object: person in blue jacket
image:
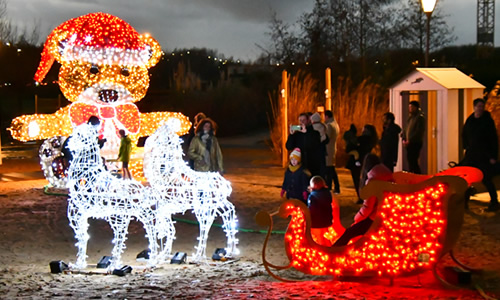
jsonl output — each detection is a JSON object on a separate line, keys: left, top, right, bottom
{"left": 281, "top": 148, "right": 310, "bottom": 204}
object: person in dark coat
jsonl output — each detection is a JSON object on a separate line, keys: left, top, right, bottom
{"left": 345, "top": 124, "right": 378, "bottom": 204}
{"left": 462, "top": 98, "right": 499, "bottom": 211}
{"left": 380, "top": 112, "right": 402, "bottom": 172}
{"left": 281, "top": 148, "right": 310, "bottom": 203}
{"left": 286, "top": 113, "right": 322, "bottom": 176}
{"left": 402, "top": 101, "right": 425, "bottom": 174}
{"left": 343, "top": 124, "right": 358, "bottom": 168}
{"left": 344, "top": 124, "right": 359, "bottom": 198}
{"left": 62, "top": 115, "right": 105, "bottom": 168}
{"left": 310, "top": 112, "right": 330, "bottom": 180}
{"left": 307, "top": 176, "right": 333, "bottom": 246}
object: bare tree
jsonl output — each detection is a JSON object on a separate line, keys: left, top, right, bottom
{"left": 0, "top": 0, "right": 14, "bottom": 43}
{"left": 0, "top": 0, "right": 42, "bottom": 46}
{"left": 265, "top": 11, "right": 302, "bottom": 65}
{"left": 391, "top": 0, "right": 456, "bottom": 53}
{"left": 17, "top": 19, "right": 41, "bottom": 46}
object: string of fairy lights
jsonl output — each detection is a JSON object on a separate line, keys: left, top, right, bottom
{"left": 143, "top": 119, "right": 238, "bottom": 261}
{"left": 66, "top": 120, "right": 237, "bottom": 269}
{"left": 8, "top": 12, "right": 191, "bottom": 186}
{"left": 283, "top": 183, "right": 449, "bottom": 276}
{"left": 15, "top": 13, "right": 238, "bottom": 267}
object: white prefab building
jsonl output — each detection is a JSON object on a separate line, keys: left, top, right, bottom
{"left": 389, "top": 68, "right": 485, "bottom": 174}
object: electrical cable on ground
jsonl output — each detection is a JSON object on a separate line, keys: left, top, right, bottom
{"left": 43, "top": 185, "right": 285, "bottom": 234}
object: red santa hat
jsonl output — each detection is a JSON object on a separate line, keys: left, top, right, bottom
{"left": 34, "top": 12, "right": 162, "bottom": 82}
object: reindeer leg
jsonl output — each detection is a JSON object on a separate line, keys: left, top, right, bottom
{"left": 139, "top": 216, "right": 159, "bottom": 267}
{"left": 137, "top": 207, "right": 174, "bottom": 266}
{"left": 67, "top": 200, "right": 89, "bottom": 269}
{"left": 107, "top": 215, "right": 131, "bottom": 270}
{"left": 218, "top": 200, "right": 239, "bottom": 257}
{"left": 193, "top": 207, "right": 215, "bottom": 261}
{"left": 156, "top": 214, "right": 176, "bottom": 264}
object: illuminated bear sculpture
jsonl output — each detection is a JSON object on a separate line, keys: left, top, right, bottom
{"left": 8, "top": 12, "right": 190, "bottom": 187}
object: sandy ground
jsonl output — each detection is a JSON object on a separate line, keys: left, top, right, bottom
{"left": 0, "top": 134, "right": 499, "bottom": 299}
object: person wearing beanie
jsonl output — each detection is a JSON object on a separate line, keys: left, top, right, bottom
{"left": 286, "top": 112, "right": 322, "bottom": 176}
{"left": 310, "top": 112, "right": 329, "bottom": 186}
{"left": 281, "top": 148, "right": 310, "bottom": 204}
{"left": 307, "top": 176, "right": 335, "bottom": 246}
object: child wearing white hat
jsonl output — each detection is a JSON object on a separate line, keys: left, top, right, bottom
{"left": 281, "top": 148, "right": 310, "bottom": 203}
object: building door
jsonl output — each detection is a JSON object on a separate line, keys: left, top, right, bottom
{"left": 401, "top": 91, "right": 436, "bottom": 174}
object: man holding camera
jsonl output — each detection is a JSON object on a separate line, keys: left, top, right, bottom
{"left": 286, "top": 112, "right": 322, "bottom": 177}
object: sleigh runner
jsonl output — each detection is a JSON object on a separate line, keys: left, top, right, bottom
{"left": 256, "top": 167, "right": 482, "bottom": 283}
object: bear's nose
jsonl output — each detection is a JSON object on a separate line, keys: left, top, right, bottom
{"left": 98, "top": 89, "right": 119, "bottom": 103}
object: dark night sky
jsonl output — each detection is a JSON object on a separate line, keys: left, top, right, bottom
{"left": 7, "top": 0, "right": 495, "bottom": 61}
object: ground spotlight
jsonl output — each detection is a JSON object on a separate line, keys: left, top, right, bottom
{"left": 112, "top": 265, "right": 132, "bottom": 276}
{"left": 49, "top": 260, "right": 68, "bottom": 273}
{"left": 136, "top": 249, "right": 150, "bottom": 261}
{"left": 170, "top": 252, "right": 187, "bottom": 264}
{"left": 97, "top": 256, "right": 112, "bottom": 268}
{"left": 212, "top": 248, "right": 227, "bottom": 261}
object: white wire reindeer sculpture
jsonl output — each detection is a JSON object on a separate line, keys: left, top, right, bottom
{"left": 144, "top": 119, "right": 239, "bottom": 261}
{"left": 66, "top": 123, "right": 176, "bottom": 270}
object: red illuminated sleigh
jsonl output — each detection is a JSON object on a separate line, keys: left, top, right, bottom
{"left": 255, "top": 167, "right": 483, "bottom": 283}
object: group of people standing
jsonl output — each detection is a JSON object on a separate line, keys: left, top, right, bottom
{"left": 281, "top": 97, "right": 499, "bottom": 246}
{"left": 282, "top": 110, "right": 341, "bottom": 200}
{"left": 280, "top": 109, "right": 398, "bottom": 246}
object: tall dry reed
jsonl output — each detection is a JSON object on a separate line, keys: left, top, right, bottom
{"left": 332, "top": 77, "right": 388, "bottom": 165}
{"left": 268, "top": 70, "right": 321, "bottom": 160}
{"left": 269, "top": 71, "right": 388, "bottom": 167}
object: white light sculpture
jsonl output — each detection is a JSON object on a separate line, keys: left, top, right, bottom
{"left": 144, "top": 119, "right": 239, "bottom": 260}
{"left": 66, "top": 123, "right": 176, "bottom": 269}
{"left": 39, "top": 136, "right": 68, "bottom": 188}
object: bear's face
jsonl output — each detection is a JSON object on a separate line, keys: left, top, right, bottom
{"left": 58, "top": 61, "right": 150, "bottom": 104}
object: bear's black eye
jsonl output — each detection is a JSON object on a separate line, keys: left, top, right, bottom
{"left": 121, "top": 68, "right": 130, "bottom": 77}
{"left": 90, "top": 65, "right": 99, "bottom": 75}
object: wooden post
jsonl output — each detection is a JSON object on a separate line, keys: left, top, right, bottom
{"left": 325, "top": 68, "right": 332, "bottom": 111}
{"left": 281, "top": 70, "right": 288, "bottom": 168}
